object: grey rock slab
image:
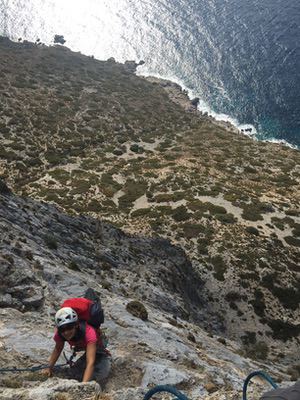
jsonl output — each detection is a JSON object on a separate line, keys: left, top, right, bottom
{"left": 141, "top": 361, "right": 190, "bottom": 387}
{"left": 0, "top": 378, "right": 101, "bottom": 400}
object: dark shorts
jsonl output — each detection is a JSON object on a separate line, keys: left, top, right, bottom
{"left": 57, "top": 351, "right": 111, "bottom": 386}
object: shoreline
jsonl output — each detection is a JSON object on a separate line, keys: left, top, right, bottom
{"left": 2, "top": 35, "right": 298, "bottom": 150}
{"left": 142, "top": 74, "right": 299, "bottom": 151}
{"left": 144, "top": 76, "right": 241, "bottom": 136}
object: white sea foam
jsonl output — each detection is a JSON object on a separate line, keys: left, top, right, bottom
{"left": 137, "top": 67, "right": 300, "bottom": 150}
{"left": 262, "top": 138, "right": 298, "bottom": 150}
{"left": 137, "top": 68, "right": 258, "bottom": 138}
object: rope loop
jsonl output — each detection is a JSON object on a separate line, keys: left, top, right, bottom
{"left": 143, "top": 385, "right": 190, "bottom": 400}
{"left": 243, "top": 370, "right": 278, "bottom": 400}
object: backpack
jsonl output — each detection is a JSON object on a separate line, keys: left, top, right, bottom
{"left": 260, "top": 381, "right": 300, "bottom": 400}
{"left": 61, "top": 297, "right": 104, "bottom": 329}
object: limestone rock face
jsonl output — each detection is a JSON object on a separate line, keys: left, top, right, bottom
{"left": 0, "top": 378, "right": 100, "bottom": 400}
{"left": 0, "top": 192, "right": 294, "bottom": 399}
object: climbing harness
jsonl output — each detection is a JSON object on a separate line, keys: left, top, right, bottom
{"left": 63, "top": 349, "right": 77, "bottom": 368}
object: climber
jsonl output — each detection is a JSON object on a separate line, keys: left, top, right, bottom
{"left": 42, "top": 290, "right": 110, "bottom": 384}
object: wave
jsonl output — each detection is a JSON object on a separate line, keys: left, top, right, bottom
{"left": 262, "top": 138, "right": 299, "bottom": 150}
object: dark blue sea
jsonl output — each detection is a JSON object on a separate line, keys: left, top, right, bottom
{"left": 1, "top": 0, "right": 300, "bottom": 147}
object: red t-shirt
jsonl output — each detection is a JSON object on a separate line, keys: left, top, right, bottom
{"left": 54, "top": 323, "right": 101, "bottom": 351}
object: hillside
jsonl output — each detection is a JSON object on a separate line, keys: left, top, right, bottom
{"left": 0, "top": 187, "right": 294, "bottom": 399}
{"left": 0, "top": 36, "right": 299, "bottom": 398}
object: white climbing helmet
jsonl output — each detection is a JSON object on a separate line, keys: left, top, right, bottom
{"left": 55, "top": 307, "right": 78, "bottom": 328}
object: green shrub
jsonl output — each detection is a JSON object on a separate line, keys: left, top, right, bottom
{"left": 211, "top": 256, "right": 227, "bottom": 281}
{"left": 69, "top": 180, "right": 91, "bottom": 195}
{"left": 45, "top": 151, "right": 62, "bottom": 165}
{"left": 241, "top": 331, "right": 256, "bottom": 346}
{"left": 68, "top": 260, "right": 80, "bottom": 271}
{"left": 197, "top": 238, "right": 209, "bottom": 255}
{"left": 243, "top": 341, "right": 269, "bottom": 360}
{"left": 267, "top": 319, "right": 300, "bottom": 341}
{"left": 119, "top": 179, "right": 148, "bottom": 209}
{"left": 205, "top": 203, "right": 227, "bottom": 215}
{"left": 44, "top": 234, "right": 58, "bottom": 250}
{"left": 245, "top": 226, "right": 259, "bottom": 236}
{"left": 171, "top": 205, "right": 190, "bottom": 222}
{"left": 225, "top": 291, "right": 242, "bottom": 303}
{"left": 131, "top": 208, "right": 151, "bottom": 218}
{"left": 271, "top": 217, "right": 285, "bottom": 230}
{"left": 130, "top": 143, "right": 144, "bottom": 153}
{"left": 154, "top": 192, "right": 185, "bottom": 203}
{"left": 113, "top": 149, "right": 124, "bottom": 156}
{"left": 216, "top": 213, "right": 236, "bottom": 224}
{"left": 50, "top": 169, "right": 70, "bottom": 184}
{"left": 181, "top": 223, "right": 206, "bottom": 238}
{"left": 271, "top": 286, "right": 300, "bottom": 310}
{"left": 126, "top": 300, "right": 148, "bottom": 321}
{"left": 292, "top": 224, "right": 300, "bottom": 237}
{"left": 87, "top": 199, "right": 103, "bottom": 212}
{"left": 0, "top": 179, "right": 11, "bottom": 194}
{"left": 251, "top": 289, "right": 265, "bottom": 317}
{"left": 286, "top": 209, "right": 299, "bottom": 217}
{"left": 242, "top": 204, "right": 263, "bottom": 221}
{"left": 244, "top": 166, "right": 257, "bottom": 173}
{"left": 284, "top": 236, "right": 300, "bottom": 247}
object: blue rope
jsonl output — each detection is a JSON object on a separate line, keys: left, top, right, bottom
{"left": 243, "top": 370, "right": 278, "bottom": 400}
{"left": 143, "top": 385, "right": 190, "bottom": 400}
{"left": 0, "top": 362, "right": 69, "bottom": 374}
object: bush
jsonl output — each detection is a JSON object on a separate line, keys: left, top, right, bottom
{"left": 130, "top": 143, "right": 143, "bottom": 153}
{"left": 243, "top": 341, "right": 269, "bottom": 361}
{"left": 242, "top": 204, "right": 263, "bottom": 221}
{"left": 154, "top": 192, "right": 185, "bottom": 203}
{"left": 113, "top": 149, "right": 124, "bottom": 156}
{"left": 245, "top": 226, "right": 260, "bottom": 236}
{"left": 197, "top": 238, "right": 209, "bottom": 255}
{"left": 267, "top": 319, "right": 300, "bottom": 341}
{"left": 216, "top": 213, "right": 236, "bottom": 224}
{"left": 68, "top": 260, "right": 80, "bottom": 271}
{"left": 0, "top": 179, "right": 11, "bottom": 195}
{"left": 211, "top": 256, "right": 227, "bottom": 281}
{"left": 131, "top": 208, "right": 151, "bottom": 218}
{"left": 69, "top": 180, "right": 91, "bottom": 195}
{"left": 126, "top": 300, "right": 148, "bottom": 321}
{"left": 87, "top": 199, "right": 103, "bottom": 212}
{"left": 271, "top": 286, "right": 300, "bottom": 310}
{"left": 171, "top": 205, "right": 190, "bottom": 222}
{"left": 182, "top": 223, "right": 206, "bottom": 238}
{"left": 241, "top": 331, "right": 256, "bottom": 346}
{"left": 286, "top": 209, "right": 299, "bottom": 217}
{"left": 251, "top": 289, "right": 265, "bottom": 317}
{"left": 225, "top": 291, "right": 242, "bottom": 303}
{"left": 284, "top": 236, "right": 300, "bottom": 247}
{"left": 44, "top": 234, "right": 58, "bottom": 250}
